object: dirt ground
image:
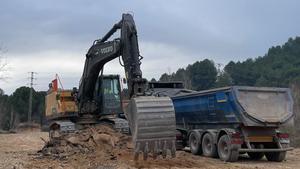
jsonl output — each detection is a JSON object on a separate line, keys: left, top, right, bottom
{"left": 0, "top": 131, "right": 300, "bottom": 169}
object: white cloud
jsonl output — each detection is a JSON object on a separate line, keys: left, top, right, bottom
{"left": 140, "top": 41, "right": 200, "bottom": 79}
{"left": 1, "top": 50, "right": 85, "bottom": 94}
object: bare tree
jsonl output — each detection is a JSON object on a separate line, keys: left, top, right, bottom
{"left": 0, "top": 46, "right": 8, "bottom": 81}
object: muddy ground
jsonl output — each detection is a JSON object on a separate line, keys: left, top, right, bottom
{"left": 0, "top": 131, "right": 300, "bottom": 169}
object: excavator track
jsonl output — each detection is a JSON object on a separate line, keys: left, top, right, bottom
{"left": 127, "top": 96, "right": 177, "bottom": 160}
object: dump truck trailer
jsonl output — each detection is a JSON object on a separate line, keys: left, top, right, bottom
{"left": 172, "top": 86, "right": 294, "bottom": 162}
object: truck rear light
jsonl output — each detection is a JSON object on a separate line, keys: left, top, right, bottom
{"left": 231, "top": 132, "right": 241, "bottom": 138}
{"left": 277, "top": 133, "right": 289, "bottom": 139}
{"left": 231, "top": 132, "right": 243, "bottom": 144}
{"left": 231, "top": 139, "right": 243, "bottom": 144}
{"left": 277, "top": 133, "right": 290, "bottom": 144}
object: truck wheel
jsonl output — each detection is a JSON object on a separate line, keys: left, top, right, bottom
{"left": 217, "top": 135, "right": 239, "bottom": 162}
{"left": 202, "top": 133, "right": 217, "bottom": 157}
{"left": 189, "top": 131, "right": 202, "bottom": 155}
{"left": 265, "top": 144, "right": 288, "bottom": 162}
{"left": 247, "top": 152, "right": 264, "bottom": 160}
{"left": 265, "top": 152, "right": 286, "bottom": 162}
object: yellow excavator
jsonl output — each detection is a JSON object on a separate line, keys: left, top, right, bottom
{"left": 44, "top": 13, "right": 177, "bottom": 160}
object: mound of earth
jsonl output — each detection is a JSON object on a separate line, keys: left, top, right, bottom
{"left": 39, "top": 124, "right": 132, "bottom": 160}
{"left": 34, "top": 124, "right": 205, "bottom": 169}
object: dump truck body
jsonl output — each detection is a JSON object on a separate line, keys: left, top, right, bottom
{"left": 146, "top": 85, "right": 294, "bottom": 162}
{"left": 173, "top": 86, "right": 294, "bottom": 128}
{"left": 172, "top": 86, "right": 294, "bottom": 162}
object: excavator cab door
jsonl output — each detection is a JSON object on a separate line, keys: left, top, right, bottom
{"left": 94, "top": 75, "right": 123, "bottom": 117}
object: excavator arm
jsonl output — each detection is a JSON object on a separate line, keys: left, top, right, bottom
{"left": 77, "top": 40, "right": 121, "bottom": 115}
{"left": 77, "top": 14, "right": 146, "bottom": 116}
{"left": 76, "top": 13, "right": 176, "bottom": 160}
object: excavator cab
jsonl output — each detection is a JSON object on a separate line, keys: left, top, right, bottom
{"left": 94, "top": 74, "right": 123, "bottom": 117}
{"left": 93, "top": 74, "right": 129, "bottom": 133}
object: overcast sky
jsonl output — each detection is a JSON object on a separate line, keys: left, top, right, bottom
{"left": 0, "top": 0, "right": 300, "bottom": 94}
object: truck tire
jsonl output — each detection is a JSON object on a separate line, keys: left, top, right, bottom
{"left": 202, "top": 133, "right": 217, "bottom": 157}
{"left": 265, "top": 143, "right": 288, "bottom": 162}
{"left": 265, "top": 151, "right": 286, "bottom": 162}
{"left": 247, "top": 152, "right": 264, "bottom": 160}
{"left": 217, "top": 135, "right": 239, "bottom": 162}
{"left": 189, "top": 131, "right": 202, "bottom": 155}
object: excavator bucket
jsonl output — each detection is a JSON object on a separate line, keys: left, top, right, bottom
{"left": 127, "top": 96, "right": 177, "bottom": 160}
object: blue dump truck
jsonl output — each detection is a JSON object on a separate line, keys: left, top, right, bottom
{"left": 148, "top": 83, "right": 294, "bottom": 162}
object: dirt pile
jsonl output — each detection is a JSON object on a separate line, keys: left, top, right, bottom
{"left": 40, "top": 124, "right": 132, "bottom": 160}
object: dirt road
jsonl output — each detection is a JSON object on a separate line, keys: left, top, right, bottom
{"left": 0, "top": 132, "right": 48, "bottom": 169}
{"left": 0, "top": 132, "right": 299, "bottom": 169}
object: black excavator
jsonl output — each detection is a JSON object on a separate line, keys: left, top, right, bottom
{"left": 53, "top": 13, "right": 177, "bottom": 160}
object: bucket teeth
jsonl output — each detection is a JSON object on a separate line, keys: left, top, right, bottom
{"left": 153, "top": 141, "right": 158, "bottom": 159}
{"left": 171, "top": 140, "right": 176, "bottom": 158}
{"left": 134, "top": 142, "right": 140, "bottom": 161}
{"left": 162, "top": 140, "right": 167, "bottom": 158}
{"left": 127, "top": 96, "right": 177, "bottom": 160}
{"left": 143, "top": 142, "right": 149, "bottom": 160}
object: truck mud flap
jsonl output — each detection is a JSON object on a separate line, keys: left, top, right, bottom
{"left": 127, "top": 96, "right": 176, "bottom": 160}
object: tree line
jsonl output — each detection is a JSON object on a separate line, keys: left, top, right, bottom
{"left": 0, "top": 87, "right": 45, "bottom": 130}
{"left": 157, "top": 37, "right": 300, "bottom": 90}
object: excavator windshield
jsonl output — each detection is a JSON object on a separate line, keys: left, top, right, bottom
{"left": 102, "top": 78, "right": 121, "bottom": 109}
{"left": 93, "top": 75, "right": 122, "bottom": 116}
